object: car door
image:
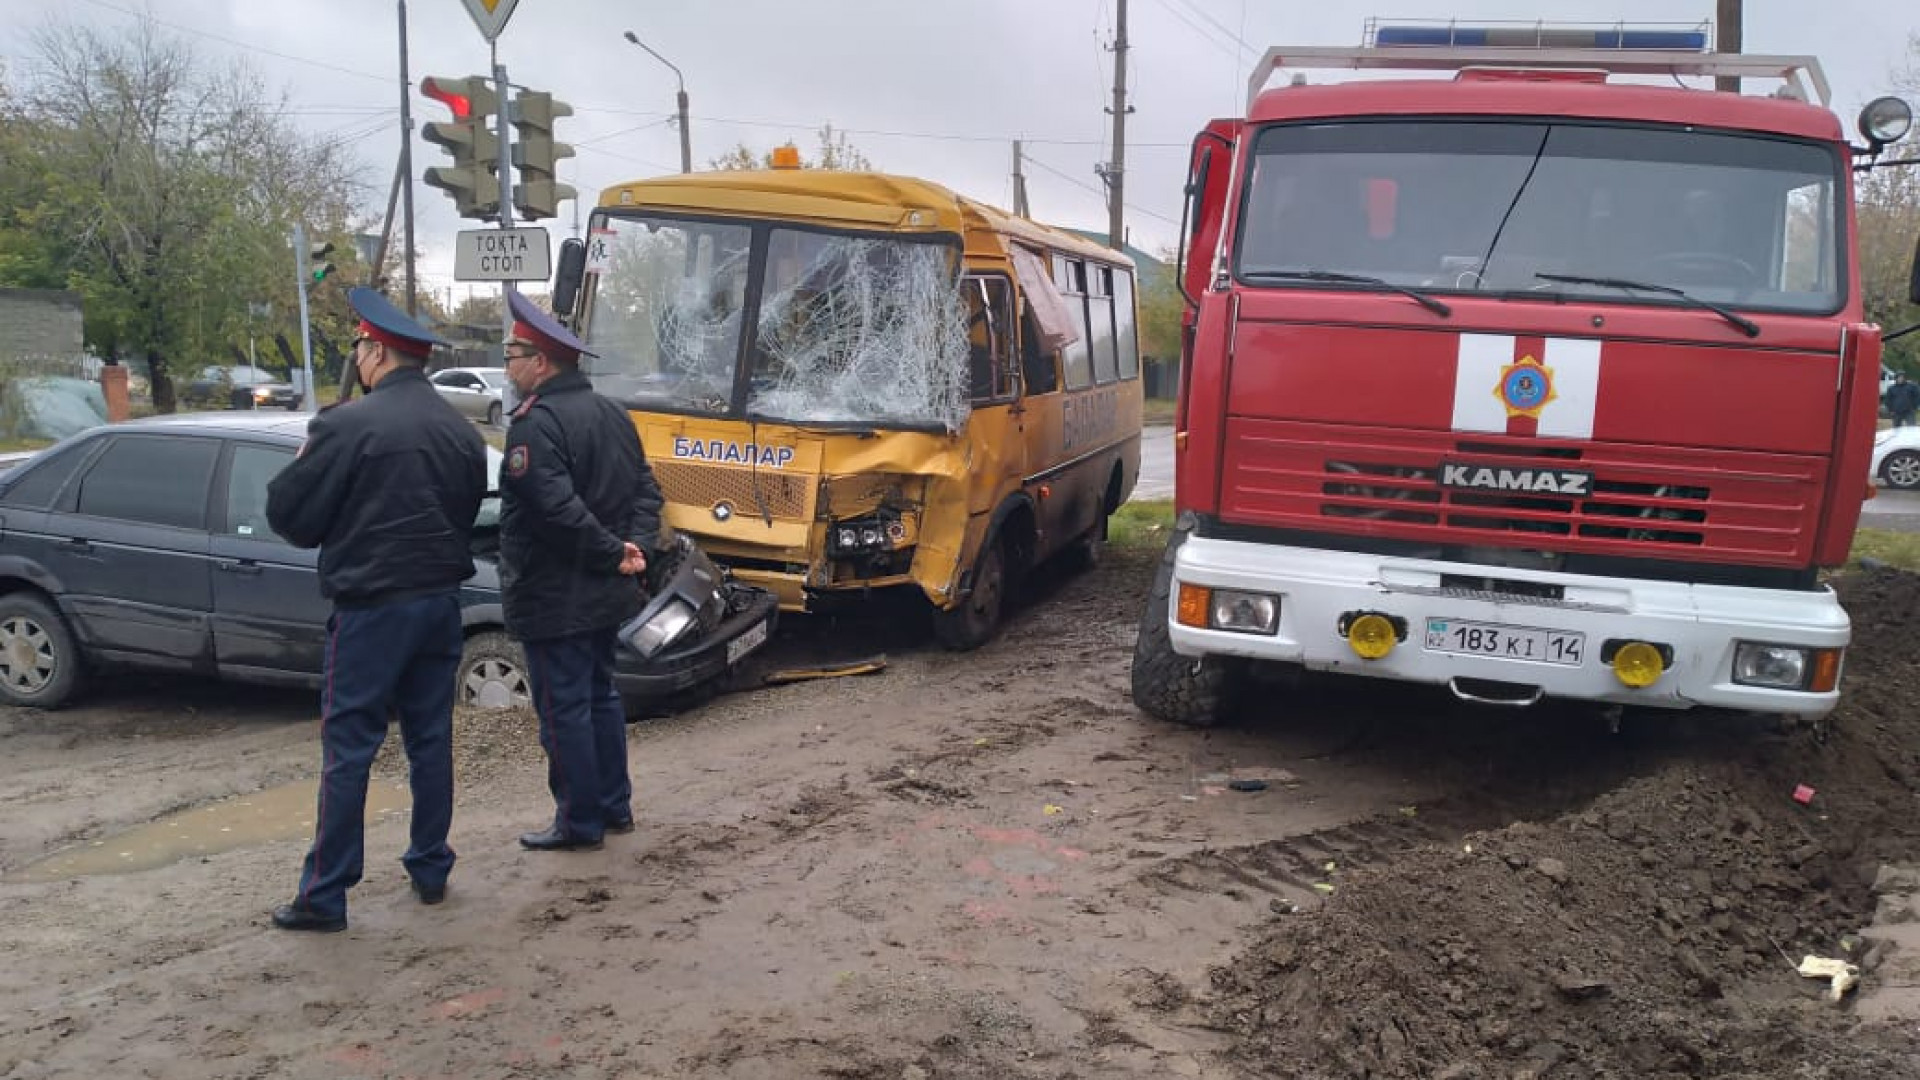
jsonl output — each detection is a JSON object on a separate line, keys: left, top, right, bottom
{"left": 208, "top": 439, "right": 330, "bottom": 684}
{"left": 432, "top": 370, "right": 484, "bottom": 419}
{"left": 42, "top": 433, "right": 218, "bottom": 672}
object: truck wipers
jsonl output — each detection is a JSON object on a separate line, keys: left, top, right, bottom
{"left": 1534, "top": 272, "right": 1759, "bottom": 338}
{"left": 1242, "top": 269, "right": 1452, "bottom": 318}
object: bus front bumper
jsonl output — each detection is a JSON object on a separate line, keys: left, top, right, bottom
{"left": 1166, "top": 537, "right": 1848, "bottom": 716}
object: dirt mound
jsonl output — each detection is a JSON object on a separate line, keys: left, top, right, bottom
{"left": 1206, "top": 568, "right": 1920, "bottom": 1079}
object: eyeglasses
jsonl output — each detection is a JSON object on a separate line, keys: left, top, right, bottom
{"left": 504, "top": 345, "right": 540, "bottom": 363}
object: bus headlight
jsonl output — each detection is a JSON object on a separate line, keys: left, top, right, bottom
{"left": 827, "top": 511, "right": 906, "bottom": 556}
{"left": 1733, "top": 644, "right": 1842, "bottom": 692}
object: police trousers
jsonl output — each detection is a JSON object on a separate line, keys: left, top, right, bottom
{"left": 296, "top": 592, "right": 462, "bottom": 919}
{"left": 524, "top": 627, "right": 632, "bottom": 843}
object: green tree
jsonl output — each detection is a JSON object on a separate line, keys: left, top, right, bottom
{"left": 708, "top": 124, "right": 875, "bottom": 172}
{"left": 3, "top": 19, "right": 364, "bottom": 409}
{"left": 1865, "top": 38, "right": 1920, "bottom": 370}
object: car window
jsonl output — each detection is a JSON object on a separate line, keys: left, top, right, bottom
{"left": 432, "top": 371, "right": 463, "bottom": 387}
{"left": 200, "top": 366, "right": 225, "bottom": 380}
{"left": 224, "top": 444, "right": 296, "bottom": 539}
{"left": 74, "top": 435, "right": 219, "bottom": 530}
{"left": 0, "top": 440, "right": 97, "bottom": 510}
{"left": 477, "top": 370, "right": 507, "bottom": 390}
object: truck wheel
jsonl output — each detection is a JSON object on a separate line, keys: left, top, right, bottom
{"left": 458, "top": 631, "right": 530, "bottom": 710}
{"left": 933, "top": 533, "right": 1008, "bottom": 651}
{"left": 1129, "top": 535, "right": 1237, "bottom": 727}
{"left": 0, "top": 592, "right": 82, "bottom": 709}
{"left": 1885, "top": 450, "right": 1920, "bottom": 490}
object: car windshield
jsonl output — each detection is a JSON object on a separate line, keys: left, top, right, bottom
{"left": 227, "top": 367, "right": 276, "bottom": 387}
{"left": 1236, "top": 120, "right": 1844, "bottom": 314}
{"left": 580, "top": 212, "right": 969, "bottom": 430}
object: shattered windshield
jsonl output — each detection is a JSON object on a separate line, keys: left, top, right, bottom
{"left": 747, "top": 229, "right": 966, "bottom": 429}
{"left": 580, "top": 213, "right": 968, "bottom": 429}
{"left": 580, "top": 215, "right": 752, "bottom": 413}
{"left": 1236, "top": 121, "right": 1844, "bottom": 315}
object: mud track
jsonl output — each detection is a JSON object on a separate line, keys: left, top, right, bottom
{"left": 1, "top": 552, "right": 1917, "bottom": 1078}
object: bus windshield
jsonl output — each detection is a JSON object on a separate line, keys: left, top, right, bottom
{"left": 1235, "top": 120, "right": 1844, "bottom": 315}
{"left": 580, "top": 212, "right": 969, "bottom": 429}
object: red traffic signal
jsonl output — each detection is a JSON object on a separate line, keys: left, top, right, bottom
{"left": 422, "top": 75, "right": 496, "bottom": 120}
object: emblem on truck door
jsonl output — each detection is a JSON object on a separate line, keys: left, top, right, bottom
{"left": 1438, "top": 462, "right": 1593, "bottom": 496}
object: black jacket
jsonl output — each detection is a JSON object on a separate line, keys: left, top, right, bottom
{"left": 266, "top": 367, "right": 489, "bottom": 607}
{"left": 1890, "top": 379, "right": 1920, "bottom": 417}
{"left": 498, "top": 369, "right": 664, "bottom": 641}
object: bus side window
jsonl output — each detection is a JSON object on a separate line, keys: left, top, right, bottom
{"left": 965, "top": 276, "right": 1017, "bottom": 403}
{"left": 1020, "top": 300, "right": 1059, "bottom": 395}
{"left": 1058, "top": 258, "right": 1094, "bottom": 391}
{"left": 1113, "top": 268, "right": 1139, "bottom": 380}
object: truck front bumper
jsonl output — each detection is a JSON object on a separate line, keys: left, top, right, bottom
{"left": 1167, "top": 537, "right": 1848, "bottom": 715}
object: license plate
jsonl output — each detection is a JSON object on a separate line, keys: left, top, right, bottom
{"left": 1424, "top": 617, "right": 1584, "bottom": 666}
{"left": 727, "top": 618, "right": 770, "bottom": 665}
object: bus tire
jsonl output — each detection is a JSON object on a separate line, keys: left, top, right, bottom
{"left": 934, "top": 532, "right": 1008, "bottom": 651}
{"left": 1129, "top": 535, "right": 1236, "bottom": 727}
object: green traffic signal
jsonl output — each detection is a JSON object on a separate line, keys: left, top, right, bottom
{"left": 309, "top": 242, "right": 336, "bottom": 285}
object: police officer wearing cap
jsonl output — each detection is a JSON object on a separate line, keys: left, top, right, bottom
{"left": 498, "top": 290, "right": 663, "bottom": 852}
{"left": 263, "top": 287, "right": 489, "bottom": 932}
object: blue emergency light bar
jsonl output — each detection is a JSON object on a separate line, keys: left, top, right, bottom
{"left": 1372, "top": 24, "right": 1709, "bottom": 52}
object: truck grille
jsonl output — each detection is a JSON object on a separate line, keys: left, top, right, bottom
{"left": 652, "top": 461, "right": 814, "bottom": 521}
{"left": 1222, "top": 421, "right": 1821, "bottom": 565}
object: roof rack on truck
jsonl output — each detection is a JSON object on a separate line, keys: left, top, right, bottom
{"left": 1246, "top": 23, "right": 1829, "bottom": 110}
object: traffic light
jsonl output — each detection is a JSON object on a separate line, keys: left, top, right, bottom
{"left": 510, "top": 89, "right": 577, "bottom": 221}
{"left": 309, "top": 242, "right": 335, "bottom": 285}
{"left": 421, "top": 74, "right": 500, "bottom": 219}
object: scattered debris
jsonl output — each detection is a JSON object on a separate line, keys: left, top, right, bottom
{"left": 1791, "top": 784, "right": 1817, "bottom": 806}
{"left": 1796, "top": 955, "right": 1860, "bottom": 1003}
{"left": 760, "top": 656, "right": 887, "bottom": 686}
{"left": 1228, "top": 778, "right": 1269, "bottom": 793}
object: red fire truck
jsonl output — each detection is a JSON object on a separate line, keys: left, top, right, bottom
{"left": 1131, "top": 26, "right": 1918, "bottom": 725}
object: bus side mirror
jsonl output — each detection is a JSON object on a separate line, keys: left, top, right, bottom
{"left": 553, "top": 237, "right": 587, "bottom": 320}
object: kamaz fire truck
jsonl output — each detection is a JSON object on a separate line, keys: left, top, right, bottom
{"left": 1130, "top": 24, "right": 1918, "bottom": 725}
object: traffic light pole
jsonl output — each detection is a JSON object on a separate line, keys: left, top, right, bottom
{"left": 292, "top": 221, "right": 319, "bottom": 413}
{"left": 494, "top": 53, "right": 516, "bottom": 344}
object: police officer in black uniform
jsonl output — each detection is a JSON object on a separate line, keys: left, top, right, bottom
{"left": 499, "top": 290, "right": 663, "bottom": 852}
{"left": 265, "top": 287, "right": 489, "bottom": 932}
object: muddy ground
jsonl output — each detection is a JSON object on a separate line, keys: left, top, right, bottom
{"left": 2, "top": 549, "right": 1919, "bottom": 1079}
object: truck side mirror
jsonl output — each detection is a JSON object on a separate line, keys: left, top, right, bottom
{"left": 553, "top": 237, "right": 587, "bottom": 321}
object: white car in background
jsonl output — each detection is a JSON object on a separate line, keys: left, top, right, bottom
{"left": 1870, "top": 426, "right": 1920, "bottom": 489}
{"left": 430, "top": 366, "right": 509, "bottom": 426}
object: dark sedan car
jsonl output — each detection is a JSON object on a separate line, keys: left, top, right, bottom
{"left": 0, "top": 414, "right": 776, "bottom": 712}
{"left": 182, "top": 365, "right": 303, "bottom": 411}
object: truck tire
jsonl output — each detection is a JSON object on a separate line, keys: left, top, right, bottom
{"left": 1129, "top": 533, "right": 1237, "bottom": 726}
{"left": 0, "top": 592, "right": 83, "bottom": 709}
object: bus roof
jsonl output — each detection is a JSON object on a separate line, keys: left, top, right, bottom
{"left": 595, "top": 169, "right": 1130, "bottom": 268}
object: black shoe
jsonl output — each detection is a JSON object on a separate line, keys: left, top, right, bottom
{"left": 519, "top": 827, "right": 603, "bottom": 852}
{"left": 410, "top": 879, "right": 446, "bottom": 905}
{"left": 272, "top": 902, "right": 347, "bottom": 933}
{"left": 605, "top": 817, "right": 635, "bottom": 835}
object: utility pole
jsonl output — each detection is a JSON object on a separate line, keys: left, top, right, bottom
{"left": 493, "top": 45, "right": 515, "bottom": 344}
{"left": 676, "top": 85, "right": 692, "bottom": 174}
{"left": 1104, "top": 0, "right": 1131, "bottom": 250}
{"left": 397, "top": 0, "right": 417, "bottom": 313}
{"left": 1714, "top": 0, "right": 1742, "bottom": 94}
{"left": 1012, "top": 140, "right": 1030, "bottom": 218}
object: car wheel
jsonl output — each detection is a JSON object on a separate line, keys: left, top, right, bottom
{"left": 0, "top": 592, "right": 82, "bottom": 709}
{"left": 486, "top": 401, "right": 503, "bottom": 426}
{"left": 1886, "top": 450, "right": 1920, "bottom": 491}
{"left": 458, "top": 631, "right": 530, "bottom": 710}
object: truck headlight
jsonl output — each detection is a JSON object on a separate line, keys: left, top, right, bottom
{"left": 620, "top": 599, "right": 697, "bottom": 658}
{"left": 1210, "top": 589, "right": 1279, "bottom": 634}
{"left": 1733, "top": 643, "right": 1842, "bottom": 692}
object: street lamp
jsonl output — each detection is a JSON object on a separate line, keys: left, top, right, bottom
{"left": 622, "top": 30, "right": 691, "bottom": 174}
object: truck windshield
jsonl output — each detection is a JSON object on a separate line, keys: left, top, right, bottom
{"left": 1236, "top": 120, "right": 1843, "bottom": 315}
{"left": 580, "top": 212, "right": 968, "bottom": 430}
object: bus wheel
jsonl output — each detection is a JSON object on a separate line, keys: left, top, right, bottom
{"left": 1129, "top": 535, "right": 1237, "bottom": 727}
{"left": 934, "top": 534, "right": 1008, "bottom": 651}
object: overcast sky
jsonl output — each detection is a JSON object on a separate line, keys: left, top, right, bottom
{"left": 2, "top": 0, "right": 1913, "bottom": 301}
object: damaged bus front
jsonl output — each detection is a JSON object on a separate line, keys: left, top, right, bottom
{"left": 555, "top": 171, "right": 1142, "bottom": 648}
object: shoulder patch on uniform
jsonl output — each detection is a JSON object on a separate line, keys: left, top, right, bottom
{"left": 506, "top": 445, "right": 529, "bottom": 478}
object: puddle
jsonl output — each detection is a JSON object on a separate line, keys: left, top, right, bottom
{"left": 6, "top": 780, "right": 411, "bottom": 883}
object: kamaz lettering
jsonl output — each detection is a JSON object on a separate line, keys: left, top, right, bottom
{"left": 1439, "top": 463, "right": 1593, "bottom": 496}
{"left": 672, "top": 436, "right": 796, "bottom": 468}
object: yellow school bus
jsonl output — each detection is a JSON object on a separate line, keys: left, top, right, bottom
{"left": 552, "top": 167, "right": 1143, "bottom": 647}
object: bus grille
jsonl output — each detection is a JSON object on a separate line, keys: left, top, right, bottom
{"left": 652, "top": 461, "right": 814, "bottom": 521}
{"left": 1221, "top": 421, "right": 1821, "bottom": 565}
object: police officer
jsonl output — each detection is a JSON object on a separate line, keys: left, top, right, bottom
{"left": 265, "top": 287, "right": 489, "bottom": 932}
{"left": 499, "top": 290, "right": 663, "bottom": 852}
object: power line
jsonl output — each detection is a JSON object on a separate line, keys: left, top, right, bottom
{"left": 1168, "top": 0, "right": 1259, "bottom": 58}
{"left": 1024, "top": 152, "right": 1180, "bottom": 228}
{"left": 71, "top": 0, "right": 392, "bottom": 84}
{"left": 1146, "top": 0, "right": 1247, "bottom": 63}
